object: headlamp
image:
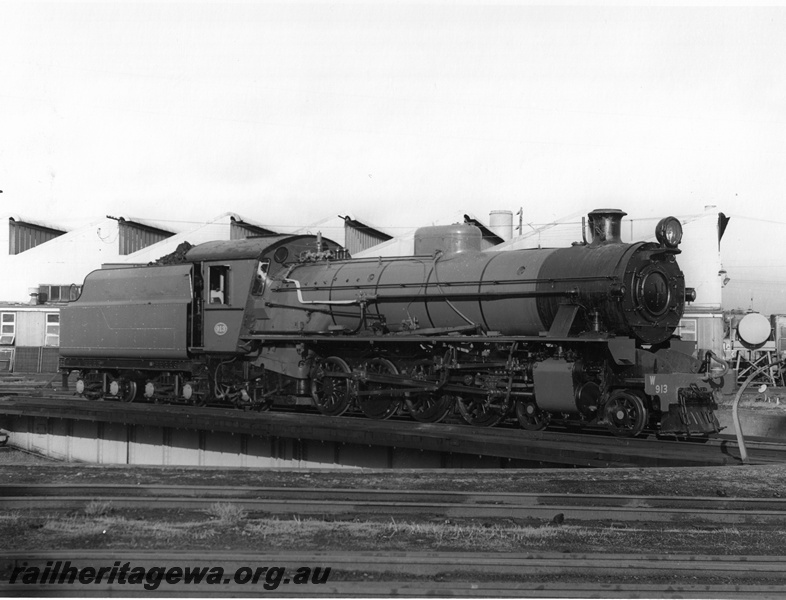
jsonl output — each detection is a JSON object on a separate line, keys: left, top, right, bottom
{"left": 655, "top": 217, "right": 682, "bottom": 248}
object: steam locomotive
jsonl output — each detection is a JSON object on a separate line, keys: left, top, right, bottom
{"left": 59, "top": 208, "right": 724, "bottom": 437}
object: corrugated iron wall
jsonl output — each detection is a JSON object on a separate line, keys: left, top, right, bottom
{"left": 344, "top": 221, "right": 392, "bottom": 255}
{"left": 8, "top": 220, "right": 66, "bottom": 255}
{"left": 118, "top": 220, "right": 173, "bottom": 255}
{"left": 230, "top": 220, "right": 277, "bottom": 240}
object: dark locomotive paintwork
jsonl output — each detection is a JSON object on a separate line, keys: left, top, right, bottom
{"left": 60, "top": 209, "right": 724, "bottom": 437}
{"left": 280, "top": 237, "right": 683, "bottom": 344}
{"left": 60, "top": 265, "right": 193, "bottom": 359}
{"left": 536, "top": 241, "right": 684, "bottom": 344}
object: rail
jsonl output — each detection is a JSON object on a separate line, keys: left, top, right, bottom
{"left": 4, "top": 483, "right": 786, "bottom": 525}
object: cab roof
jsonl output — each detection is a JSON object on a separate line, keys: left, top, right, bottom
{"left": 185, "top": 235, "right": 342, "bottom": 263}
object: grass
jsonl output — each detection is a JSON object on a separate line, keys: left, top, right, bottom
{"left": 205, "top": 502, "right": 247, "bottom": 525}
{"left": 7, "top": 505, "right": 764, "bottom": 553}
{"left": 3, "top": 505, "right": 776, "bottom": 556}
{"left": 0, "top": 511, "right": 21, "bottom": 526}
{"left": 43, "top": 515, "right": 109, "bottom": 536}
{"left": 83, "top": 500, "right": 114, "bottom": 517}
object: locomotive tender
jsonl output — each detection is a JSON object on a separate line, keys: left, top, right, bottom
{"left": 60, "top": 208, "right": 723, "bottom": 437}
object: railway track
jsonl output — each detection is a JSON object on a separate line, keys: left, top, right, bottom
{"left": 3, "top": 483, "right": 786, "bottom": 525}
{"left": 1, "top": 383, "right": 777, "bottom": 446}
{"left": 3, "top": 447, "right": 786, "bottom": 596}
{"left": 3, "top": 392, "right": 786, "bottom": 467}
{"left": 1, "top": 550, "right": 784, "bottom": 597}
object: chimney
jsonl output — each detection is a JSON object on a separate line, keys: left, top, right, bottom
{"left": 587, "top": 209, "right": 626, "bottom": 245}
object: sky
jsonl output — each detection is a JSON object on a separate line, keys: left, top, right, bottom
{"left": 2, "top": 2, "right": 786, "bottom": 309}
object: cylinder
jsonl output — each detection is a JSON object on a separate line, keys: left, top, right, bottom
{"left": 489, "top": 210, "right": 513, "bottom": 241}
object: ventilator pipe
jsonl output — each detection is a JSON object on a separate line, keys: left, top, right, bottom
{"left": 731, "top": 358, "right": 786, "bottom": 465}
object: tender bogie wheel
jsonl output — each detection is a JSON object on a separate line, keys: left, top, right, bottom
{"left": 76, "top": 370, "right": 103, "bottom": 400}
{"left": 312, "top": 356, "right": 353, "bottom": 417}
{"left": 182, "top": 382, "right": 195, "bottom": 403}
{"left": 515, "top": 400, "right": 550, "bottom": 431}
{"left": 358, "top": 358, "right": 402, "bottom": 420}
{"left": 121, "top": 380, "right": 138, "bottom": 403}
{"left": 75, "top": 376, "right": 89, "bottom": 398}
{"left": 457, "top": 395, "right": 512, "bottom": 427}
{"left": 406, "top": 393, "right": 453, "bottom": 423}
{"left": 605, "top": 389, "right": 648, "bottom": 437}
{"left": 182, "top": 380, "right": 209, "bottom": 406}
{"left": 109, "top": 378, "right": 138, "bottom": 403}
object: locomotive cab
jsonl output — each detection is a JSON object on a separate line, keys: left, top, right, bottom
{"left": 197, "top": 259, "right": 254, "bottom": 353}
{"left": 185, "top": 235, "right": 346, "bottom": 354}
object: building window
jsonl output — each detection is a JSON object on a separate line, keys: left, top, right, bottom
{"left": 0, "top": 313, "right": 16, "bottom": 345}
{"left": 45, "top": 313, "right": 60, "bottom": 347}
{"left": 678, "top": 318, "right": 698, "bottom": 342}
{"left": 37, "top": 284, "right": 82, "bottom": 303}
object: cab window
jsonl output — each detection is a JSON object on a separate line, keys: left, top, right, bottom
{"left": 208, "top": 265, "right": 229, "bottom": 305}
{"left": 252, "top": 260, "right": 270, "bottom": 295}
